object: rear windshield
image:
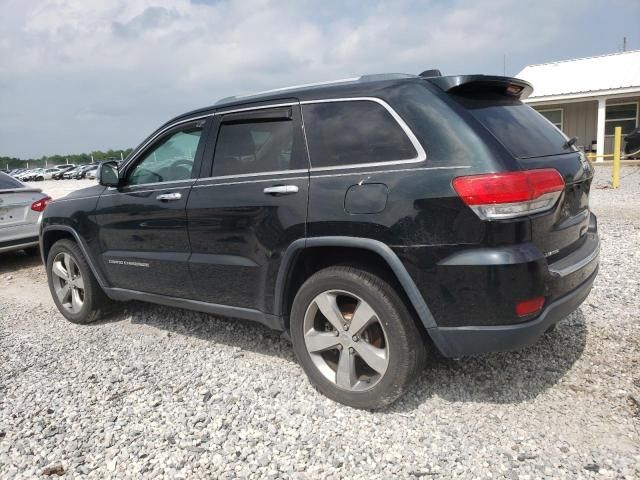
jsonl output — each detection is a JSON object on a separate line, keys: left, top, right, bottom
{"left": 464, "top": 99, "right": 573, "bottom": 158}
{"left": 0, "top": 172, "right": 24, "bottom": 189}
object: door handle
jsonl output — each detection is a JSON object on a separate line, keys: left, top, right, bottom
{"left": 156, "top": 192, "right": 182, "bottom": 201}
{"left": 263, "top": 185, "right": 299, "bottom": 195}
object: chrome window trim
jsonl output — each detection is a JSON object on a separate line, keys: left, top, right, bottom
{"left": 193, "top": 165, "right": 471, "bottom": 188}
{"left": 197, "top": 168, "right": 308, "bottom": 183}
{"left": 300, "top": 97, "right": 427, "bottom": 171}
{"left": 194, "top": 175, "right": 308, "bottom": 188}
{"left": 217, "top": 102, "right": 298, "bottom": 115}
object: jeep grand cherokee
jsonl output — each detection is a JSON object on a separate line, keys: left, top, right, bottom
{"left": 40, "top": 72, "right": 599, "bottom": 408}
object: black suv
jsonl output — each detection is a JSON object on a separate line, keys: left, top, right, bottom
{"left": 40, "top": 73, "right": 599, "bottom": 408}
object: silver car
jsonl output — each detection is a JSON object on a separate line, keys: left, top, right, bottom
{"left": 0, "top": 172, "right": 50, "bottom": 254}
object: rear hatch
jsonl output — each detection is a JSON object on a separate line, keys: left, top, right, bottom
{"left": 467, "top": 97, "right": 594, "bottom": 259}
{"left": 429, "top": 75, "right": 595, "bottom": 265}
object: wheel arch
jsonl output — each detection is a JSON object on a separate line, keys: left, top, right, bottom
{"left": 274, "top": 237, "right": 439, "bottom": 335}
{"left": 40, "top": 225, "right": 108, "bottom": 288}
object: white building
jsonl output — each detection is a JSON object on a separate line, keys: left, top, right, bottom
{"left": 517, "top": 50, "right": 640, "bottom": 160}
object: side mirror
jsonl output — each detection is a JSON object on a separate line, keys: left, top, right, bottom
{"left": 98, "top": 161, "right": 120, "bottom": 187}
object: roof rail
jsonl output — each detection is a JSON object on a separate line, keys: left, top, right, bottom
{"left": 215, "top": 77, "right": 361, "bottom": 104}
{"left": 214, "top": 73, "right": 418, "bottom": 105}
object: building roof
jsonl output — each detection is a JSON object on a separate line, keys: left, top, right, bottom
{"left": 516, "top": 50, "right": 640, "bottom": 102}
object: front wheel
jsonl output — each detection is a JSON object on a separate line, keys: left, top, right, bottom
{"left": 290, "top": 266, "right": 426, "bottom": 409}
{"left": 46, "top": 239, "right": 112, "bottom": 324}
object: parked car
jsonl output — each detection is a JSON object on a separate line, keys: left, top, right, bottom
{"left": 40, "top": 72, "right": 599, "bottom": 408}
{"left": 53, "top": 166, "right": 76, "bottom": 180}
{"left": 32, "top": 168, "right": 62, "bottom": 181}
{"left": 8, "top": 169, "right": 26, "bottom": 177}
{"left": 74, "top": 164, "right": 98, "bottom": 179}
{"left": 624, "top": 128, "right": 640, "bottom": 159}
{"left": 85, "top": 165, "right": 99, "bottom": 180}
{"left": 0, "top": 172, "right": 50, "bottom": 254}
{"left": 63, "top": 166, "right": 85, "bottom": 179}
{"left": 16, "top": 169, "right": 39, "bottom": 182}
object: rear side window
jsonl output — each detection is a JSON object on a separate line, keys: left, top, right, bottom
{"left": 0, "top": 172, "right": 23, "bottom": 189}
{"left": 212, "top": 120, "right": 295, "bottom": 177}
{"left": 302, "top": 100, "right": 417, "bottom": 168}
{"left": 465, "top": 99, "right": 572, "bottom": 158}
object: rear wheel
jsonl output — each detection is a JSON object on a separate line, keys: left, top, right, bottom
{"left": 290, "top": 266, "right": 426, "bottom": 409}
{"left": 46, "top": 239, "right": 112, "bottom": 324}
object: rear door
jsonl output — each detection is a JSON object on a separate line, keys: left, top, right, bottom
{"left": 96, "top": 118, "right": 210, "bottom": 298}
{"left": 187, "top": 102, "right": 309, "bottom": 313}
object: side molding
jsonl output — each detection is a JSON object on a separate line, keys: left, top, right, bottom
{"left": 274, "top": 236, "right": 438, "bottom": 329}
{"left": 41, "top": 225, "right": 109, "bottom": 288}
{"left": 104, "top": 287, "right": 282, "bottom": 331}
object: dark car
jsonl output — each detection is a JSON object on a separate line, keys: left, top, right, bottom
{"left": 624, "top": 128, "right": 640, "bottom": 159}
{"left": 40, "top": 72, "right": 599, "bottom": 408}
{"left": 52, "top": 166, "right": 76, "bottom": 180}
{"left": 72, "top": 164, "right": 97, "bottom": 179}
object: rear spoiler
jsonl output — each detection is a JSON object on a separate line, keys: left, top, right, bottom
{"left": 426, "top": 74, "right": 533, "bottom": 100}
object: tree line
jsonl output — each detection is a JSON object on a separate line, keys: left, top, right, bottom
{"left": 1, "top": 149, "right": 133, "bottom": 170}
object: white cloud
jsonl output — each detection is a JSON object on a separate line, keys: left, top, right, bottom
{"left": 0, "top": 0, "right": 637, "bottom": 157}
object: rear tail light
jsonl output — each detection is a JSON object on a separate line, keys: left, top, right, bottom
{"left": 31, "top": 196, "right": 51, "bottom": 212}
{"left": 452, "top": 169, "right": 564, "bottom": 220}
{"left": 516, "top": 296, "right": 545, "bottom": 317}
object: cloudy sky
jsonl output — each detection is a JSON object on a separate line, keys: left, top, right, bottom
{"left": 1, "top": 0, "right": 638, "bottom": 158}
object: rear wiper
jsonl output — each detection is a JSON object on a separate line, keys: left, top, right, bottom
{"left": 564, "top": 136, "right": 578, "bottom": 149}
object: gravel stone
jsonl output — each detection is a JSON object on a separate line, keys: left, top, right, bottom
{"left": 1, "top": 168, "right": 639, "bottom": 479}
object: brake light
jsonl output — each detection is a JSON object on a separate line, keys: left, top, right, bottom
{"left": 516, "top": 296, "right": 545, "bottom": 317}
{"left": 31, "top": 196, "right": 51, "bottom": 212}
{"left": 452, "top": 169, "right": 564, "bottom": 220}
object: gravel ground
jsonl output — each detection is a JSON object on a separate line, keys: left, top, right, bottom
{"left": 1, "top": 167, "right": 639, "bottom": 479}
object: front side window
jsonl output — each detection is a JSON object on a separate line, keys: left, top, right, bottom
{"left": 605, "top": 103, "right": 638, "bottom": 135}
{"left": 302, "top": 100, "right": 417, "bottom": 168}
{"left": 212, "top": 120, "right": 294, "bottom": 177}
{"left": 127, "top": 127, "right": 203, "bottom": 186}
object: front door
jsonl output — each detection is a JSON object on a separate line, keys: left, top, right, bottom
{"left": 187, "top": 103, "right": 309, "bottom": 313}
{"left": 96, "top": 119, "right": 210, "bottom": 297}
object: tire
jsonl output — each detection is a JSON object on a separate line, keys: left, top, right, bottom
{"left": 290, "top": 266, "right": 427, "bottom": 409}
{"left": 46, "top": 239, "right": 112, "bottom": 324}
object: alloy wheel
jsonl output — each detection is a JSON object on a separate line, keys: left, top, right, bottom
{"left": 303, "top": 290, "right": 389, "bottom": 391}
{"left": 51, "top": 252, "right": 85, "bottom": 314}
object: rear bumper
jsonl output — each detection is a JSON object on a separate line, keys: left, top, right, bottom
{"left": 429, "top": 266, "right": 597, "bottom": 358}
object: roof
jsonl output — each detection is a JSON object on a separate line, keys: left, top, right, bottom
{"left": 516, "top": 50, "right": 640, "bottom": 102}
{"left": 213, "top": 73, "right": 417, "bottom": 107}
